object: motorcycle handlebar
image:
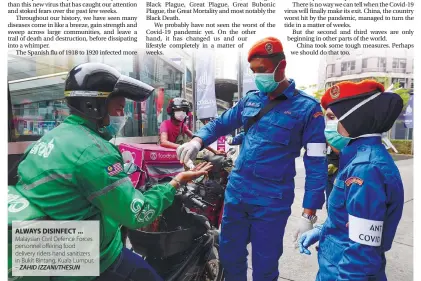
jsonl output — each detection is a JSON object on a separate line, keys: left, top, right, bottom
{"left": 177, "top": 190, "right": 214, "bottom": 210}
{"left": 190, "top": 197, "right": 207, "bottom": 210}
{"left": 194, "top": 155, "right": 233, "bottom": 168}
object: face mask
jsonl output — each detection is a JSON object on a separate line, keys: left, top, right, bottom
{"left": 324, "top": 120, "right": 352, "bottom": 151}
{"left": 106, "top": 115, "right": 127, "bottom": 136}
{"left": 324, "top": 92, "right": 383, "bottom": 151}
{"left": 174, "top": 111, "right": 186, "bottom": 121}
{"left": 253, "top": 61, "right": 286, "bottom": 93}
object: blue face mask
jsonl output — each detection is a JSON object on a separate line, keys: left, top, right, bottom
{"left": 324, "top": 120, "right": 352, "bottom": 151}
{"left": 106, "top": 115, "right": 127, "bottom": 137}
{"left": 253, "top": 61, "right": 286, "bottom": 93}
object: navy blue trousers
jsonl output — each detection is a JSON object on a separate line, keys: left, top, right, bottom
{"left": 219, "top": 189, "right": 293, "bottom": 281}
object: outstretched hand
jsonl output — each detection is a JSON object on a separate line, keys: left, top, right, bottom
{"left": 178, "top": 162, "right": 213, "bottom": 184}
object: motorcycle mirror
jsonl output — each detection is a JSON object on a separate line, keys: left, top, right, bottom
{"left": 124, "top": 163, "right": 143, "bottom": 175}
{"left": 202, "top": 154, "right": 211, "bottom": 162}
{"left": 122, "top": 151, "right": 134, "bottom": 163}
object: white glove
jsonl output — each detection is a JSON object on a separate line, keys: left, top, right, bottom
{"left": 176, "top": 140, "right": 202, "bottom": 164}
{"left": 293, "top": 217, "right": 314, "bottom": 248}
{"left": 227, "top": 137, "right": 233, "bottom": 145}
{"left": 186, "top": 160, "right": 195, "bottom": 170}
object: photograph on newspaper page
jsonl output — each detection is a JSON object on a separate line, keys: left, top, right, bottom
{"left": 5, "top": 0, "right": 416, "bottom": 280}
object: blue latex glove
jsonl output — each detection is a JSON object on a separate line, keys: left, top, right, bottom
{"left": 298, "top": 225, "right": 322, "bottom": 255}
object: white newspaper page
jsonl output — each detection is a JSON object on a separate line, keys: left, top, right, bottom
{"left": 3, "top": 0, "right": 419, "bottom": 280}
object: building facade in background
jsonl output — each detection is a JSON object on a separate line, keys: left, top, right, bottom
{"left": 318, "top": 49, "right": 414, "bottom": 140}
{"left": 8, "top": 49, "right": 241, "bottom": 147}
{"left": 8, "top": 51, "right": 184, "bottom": 144}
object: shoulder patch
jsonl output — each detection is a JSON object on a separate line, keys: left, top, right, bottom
{"left": 106, "top": 162, "right": 123, "bottom": 176}
{"left": 245, "top": 90, "right": 259, "bottom": 96}
{"left": 245, "top": 101, "right": 261, "bottom": 108}
{"left": 345, "top": 177, "right": 364, "bottom": 187}
{"left": 313, "top": 112, "right": 324, "bottom": 118}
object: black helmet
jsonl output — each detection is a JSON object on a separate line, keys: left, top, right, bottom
{"left": 166, "top": 97, "right": 191, "bottom": 115}
{"left": 65, "top": 62, "right": 154, "bottom": 120}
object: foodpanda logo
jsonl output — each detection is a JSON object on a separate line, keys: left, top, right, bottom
{"left": 150, "top": 152, "right": 157, "bottom": 160}
{"left": 158, "top": 153, "right": 176, "bottom": 159}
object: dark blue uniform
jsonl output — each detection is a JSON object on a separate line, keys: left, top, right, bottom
{"left": 194, "top": 79, "right": 327, "bottom": 280}
{"left": 230, "top": 132, "right": 244, "bottom": 145}
{"left": 317, "top": 137, "right": 404, "bottom": 281}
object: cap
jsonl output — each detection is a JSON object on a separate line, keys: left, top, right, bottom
{"left": 321, "top": 79, "right": 385, "bottom": 110}
{"left": 247, "top": 37, "right": 284, "bottom": 62}
{"left": 321, "top": 80, "right": 402, "bottom": 137}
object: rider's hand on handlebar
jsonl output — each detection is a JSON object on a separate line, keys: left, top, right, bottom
{"left": 169, "top": 162, "right": 213, "bottom": 189}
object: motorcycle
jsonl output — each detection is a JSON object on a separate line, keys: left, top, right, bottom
{"left": 120, "top": 143, "right": 235, "bottom": 230}
{"left": 189, "top": 148, "right": 236, "bottom": 229}
{"left": 123, "top": 164, "right": 225, "bottom": 281}
{"left": 7, "top": 162, "right": 224, "bottom": 281}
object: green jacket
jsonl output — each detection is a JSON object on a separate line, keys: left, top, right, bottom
{"left": 13, "top": 115, "right": 176, "bottom": 281}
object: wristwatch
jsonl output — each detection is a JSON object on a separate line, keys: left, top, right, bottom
{"left": 302, "top": 212, "right": 318, "bottom": 224}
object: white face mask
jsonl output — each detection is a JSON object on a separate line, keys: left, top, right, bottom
{"left": 106, "top": 115, "right": 127, "bottom": 136}
{"left": 174, "top": 111, "right": 187, "bottom": 121}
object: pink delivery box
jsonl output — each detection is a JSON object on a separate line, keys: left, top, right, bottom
{"left": 118, "top": 143, "right": 184, "bottom": 188}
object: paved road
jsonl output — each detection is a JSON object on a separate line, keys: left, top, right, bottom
{"left": 125, "top": 158, "right": 413, "bottom": 280}
{"left": 245, "top": 158, "right": 414, "bottom": 280}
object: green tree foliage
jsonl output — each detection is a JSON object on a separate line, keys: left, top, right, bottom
{"left": 313, "top": 89, "right": 324, "bottom": 102}
{"left": 373, "top": 76, "right": 411, "bottom": 108}
{"left": 394, "top": 88, "right": 411, "bottom": 108}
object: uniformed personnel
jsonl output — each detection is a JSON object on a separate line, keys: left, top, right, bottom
{"left": 298, "top": 80, "right": 405, "bottom": 281}
{"left": 176, "top": 37, "right": 328, "bottom": 281}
